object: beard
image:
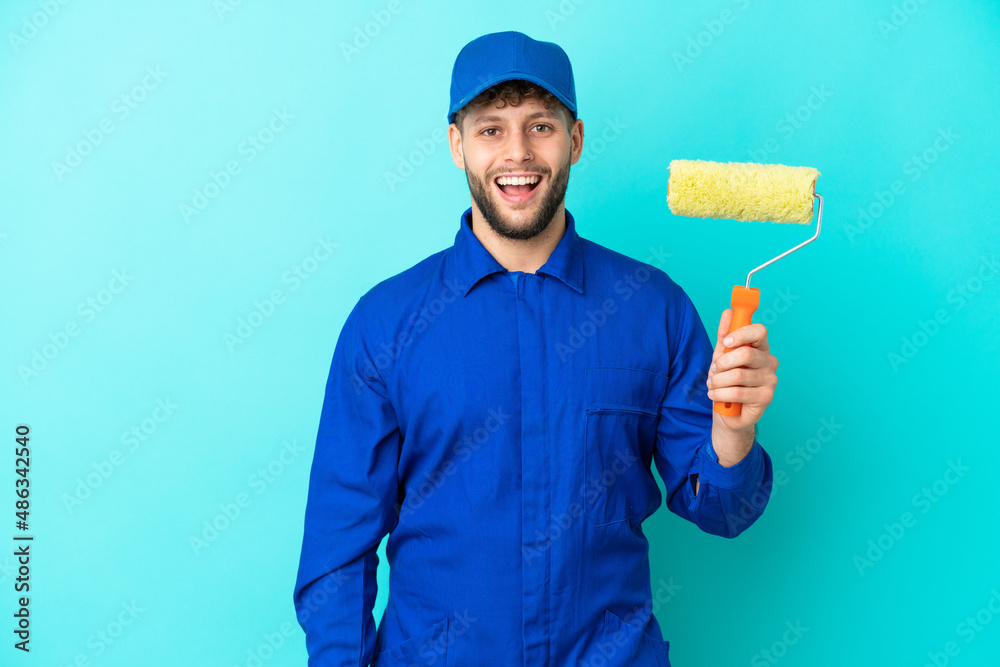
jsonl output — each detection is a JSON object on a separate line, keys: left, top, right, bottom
{"left": 465, "top": 155, "right": 571, "bottom": 241}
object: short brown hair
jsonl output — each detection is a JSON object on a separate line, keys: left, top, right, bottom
{"left": 454, "top": 79, "right": 573, "bottom": 134}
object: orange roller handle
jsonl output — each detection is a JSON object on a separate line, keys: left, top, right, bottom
{"left": 714, "top": 285, "right": 761, "bottom": 417}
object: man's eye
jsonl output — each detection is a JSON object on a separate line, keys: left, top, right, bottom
{"left": 482, "top": 128, "right": 498, "bottom": 137}
{"left": 533, "top": 124, "right": 552, "bottom": 132}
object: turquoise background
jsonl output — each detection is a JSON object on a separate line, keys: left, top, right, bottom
{"left": 2, "top": 0, "right": 999, "bottom": 665}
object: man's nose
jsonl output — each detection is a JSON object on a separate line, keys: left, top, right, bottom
{"left": 503, "top": 130, "right": 532, "bottom": 162}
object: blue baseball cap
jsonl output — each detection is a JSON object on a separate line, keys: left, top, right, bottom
{"left": 448, "top": 31, "right": 577, "bottom": 126}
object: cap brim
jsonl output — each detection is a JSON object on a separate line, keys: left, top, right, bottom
{"left": 449, "top": 73, "right": 577, "bottom": 125}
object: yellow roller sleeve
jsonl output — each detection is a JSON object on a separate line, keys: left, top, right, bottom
{"left": 667, "top": 159, "right": 820, "bottom": 224}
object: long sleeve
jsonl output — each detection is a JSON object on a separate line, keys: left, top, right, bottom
{"left": 293, "top": 298, "right": 401, "bottom": 666}
{"left": 652, "top": 287, "right": 773, "bottom": 538}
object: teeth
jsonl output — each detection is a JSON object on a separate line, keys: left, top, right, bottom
{"left": 496, "top": 175, "right": 540, "bottom": 186}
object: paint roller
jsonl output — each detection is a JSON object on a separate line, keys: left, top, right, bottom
{"left": 667, "top": 159, "right": 823, "bottom": 417}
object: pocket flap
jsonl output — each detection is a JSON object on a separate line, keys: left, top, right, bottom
{"left": 603, "top": 609, "right": 671, "bottom": 667}
{"left": 585, "top": 367, "right": 669, "bottom": 415}
{"left": 374, "top": 617, "right": 449, "bottom": 666}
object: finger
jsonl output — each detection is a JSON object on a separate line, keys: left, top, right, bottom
{"left": 707, "top": 366, "right": 776, "bottom": 391}
{"left": 716, "top": 308, "right": 734, "bottom": 347}
{"left": 715, "top": 347, "right": 773, "bottom": 373}
{"left": 711, "top": 309, "right": 734, "bottom": 367}
{"left": 715, "top": 346, "right": 753, "bottom": 373}
{"left": 707, "top": 384, "right": 772, "bottom": 406}
{"left": 721, "top": 322, "right": 769, "bottom": 352}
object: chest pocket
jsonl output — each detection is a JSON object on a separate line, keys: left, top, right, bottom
{"left": 582, "top": 367, "right": 669, "bottom": 526}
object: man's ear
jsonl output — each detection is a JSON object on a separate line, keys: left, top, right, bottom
{"left": 569, "top": 117, "right": 584, "bottom": 166}
{"left": 448, "top": 122, "right": 466, "bottom": 170}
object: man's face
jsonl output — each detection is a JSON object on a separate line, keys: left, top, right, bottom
{"left": 450, "top": 97, "right": 582, "bottom": 241}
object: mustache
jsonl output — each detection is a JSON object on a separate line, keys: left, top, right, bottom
{"left": 489, "top": 166, "right": 551, "bottom": 178}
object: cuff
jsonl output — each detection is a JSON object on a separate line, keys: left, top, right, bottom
{"left": 697, "top": 437, "right": 764, "bottom": 490}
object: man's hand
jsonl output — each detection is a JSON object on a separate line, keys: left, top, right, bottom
{"left": 705, "top": 308, "right": 778, "bottom": 464}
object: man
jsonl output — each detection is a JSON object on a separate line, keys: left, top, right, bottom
{"left": 294, "top": 30, "right": 777, "bottom": 666}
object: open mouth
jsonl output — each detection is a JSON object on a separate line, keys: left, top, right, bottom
{"left": 494, "top": 173, "right": 542, "bottom": 204}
